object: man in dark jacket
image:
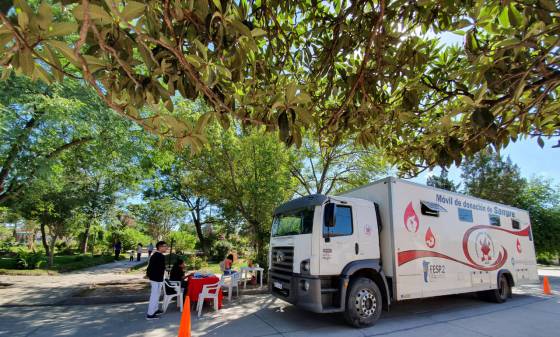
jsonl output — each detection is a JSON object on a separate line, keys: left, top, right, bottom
{"left": 146, "top": 241, "right": 168, "bottom": 320}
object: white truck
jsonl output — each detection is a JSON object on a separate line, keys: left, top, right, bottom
{"left": 269, "top": 177, "right": 538, "bottom": 327}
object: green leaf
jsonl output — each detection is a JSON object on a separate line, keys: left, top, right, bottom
{"left": 537, "top": 136, "right": 544, "bottom": 148}
{"left": 20, "top": 49, "right": 34, "bottom": 75}
{"left": 120, "top": 1, "right": 146, "bottom": 21}
{"left": 73, "top": 4, "right": 113, "bottom": 25}
{"left": 212, "top": 0, "right": 222, "bottom": 12}
{"left": 17, "top": 10, "right": 29, "bottom": 30}
{"left": 83, "top": 55, "right": 108, "bottom": 72}
{"left": 494, "top": 38, "right": 521, "bottom": 49}
{"left": 42, "top": 45, "right": 64, "bottom": 81}
{"left": 185, "top": 54, "right": 204, "bottom": 68}
{"left": 507, "top": 4, "right": 524, "bottom": 27}
{"left": 230, "top": 20, "right": 252, "bottom": 37}
{"left": 251, "top": 28, "right": 267, "bottom": 38}
{"left": 45, "top": 40, "right": 80, "bottom": 67}
{"left": 32, "top": 65, "right": 52, "bottom": 84}
{"left": 195, "top": 112, "right": 212, "bottom": 133}
{"left": 538, "top": 0, "right": 557, "bottom": 11}
{"left": 498, "top": 7, "right": 510, "bottom": 28}
{"left": 45, "top": 23, "right": 78, "bottom": 37}
{"left": 37, "top": 1, "right": 54, "bottom": 30}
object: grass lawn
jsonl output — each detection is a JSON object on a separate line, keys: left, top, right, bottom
{"left": 0, "top": 254, "right": 123, "bottom": 275}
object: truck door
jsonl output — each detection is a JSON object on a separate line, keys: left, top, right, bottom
{"left": 320, "top": 202, "right": 359, "bottom": 275}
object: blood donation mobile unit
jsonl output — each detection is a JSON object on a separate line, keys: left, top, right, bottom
{"left": 268, "top": 177, "right": 538, "bottom": 327}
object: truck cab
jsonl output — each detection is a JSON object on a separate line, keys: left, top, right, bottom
{"left": 269, "top": 194, "right": 390, "bottom": 326}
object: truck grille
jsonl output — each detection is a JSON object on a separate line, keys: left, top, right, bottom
{"left": 270, "top": 246, "right": 294, "bottom": 274}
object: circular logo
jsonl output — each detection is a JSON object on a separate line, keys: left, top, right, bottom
{"left": 474, "top": 232, "right": 495, "bottom": 264}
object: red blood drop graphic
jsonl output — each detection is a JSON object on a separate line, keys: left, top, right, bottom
{"left": 516, "top": 238, "right": 522, "bottom": 253}
{"left": 403, "top": 202, "right": 419, "bottom": 233}
{"left": 425, "top": 227, "right": 436, "bottom": 248}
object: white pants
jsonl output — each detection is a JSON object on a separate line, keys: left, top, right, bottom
{"left": 147, "top": 281, "right": 162, "bottom": 315}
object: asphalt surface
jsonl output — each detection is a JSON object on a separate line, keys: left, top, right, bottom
{"left": 0, "top": 269, "right": 558, "bottom": 337}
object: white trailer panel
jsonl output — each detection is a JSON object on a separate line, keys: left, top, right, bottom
{"left": 342, "top": 177, "right": 538, "bottom": 301}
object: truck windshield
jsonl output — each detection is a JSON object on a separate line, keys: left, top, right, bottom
{"left": 271, "top": 207, "right": 314, "bottom": 237}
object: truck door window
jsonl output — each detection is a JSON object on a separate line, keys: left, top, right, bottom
{"left": 489, "top": 214, "right": 501, "bottom": 226}
{"left": 324, "top": 205, "right": 353, "bottom": 237}
{"left": 512, "top": 219, "right": 520, "bottom": 229}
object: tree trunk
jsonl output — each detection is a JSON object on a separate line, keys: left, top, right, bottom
{"left": 40, "top": 223, "right": 50, "bottom": 257}
{"left": 80, "top": 222, "right": 91, "bottom": 254}
{"left": 48, "top": 233, "right": 57, "bottom": 268}
{"left": 192, "top": 214, "right": 207, "bottom": 255}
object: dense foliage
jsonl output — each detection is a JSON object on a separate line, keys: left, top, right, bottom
{"left": 1, "top": 0, "right": 559, "bottom": 175}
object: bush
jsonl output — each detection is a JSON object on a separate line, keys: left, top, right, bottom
{"left": 212, "top": 240, "right": 233, "bottom": 261}
{"left": 167, "top": 231, "right": 197, "bottom": 254}
{"left": 109, "top": 228, "right": 152, "bottom": 251}
{"left": 537, "top": 252, "right": 558, "bottom": 265}
{"left": 15, "top": 249, "right": 45, "bottom": 270}
{"left": 184, "top": 255, "right": 208, "bottom": 270}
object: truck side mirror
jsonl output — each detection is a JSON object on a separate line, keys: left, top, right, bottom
{"left": 324, "top": 203, "right": 336, "bottom": 228}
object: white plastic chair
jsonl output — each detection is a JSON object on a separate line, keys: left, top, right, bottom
{"left": 162, "top": 279, "right": 183, "bottom": 313}
{"left": 196, "top": 281, "right": 221, "bottom": 318}
{"left": 220, "top": 272, "right": 240, "bottom": 301}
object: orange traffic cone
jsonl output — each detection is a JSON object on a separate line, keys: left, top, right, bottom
{"left": 177, "top": 296, "right": 191, "bottom": 337}
{"left": 543, "top": 276, "right": 552, "bottom": 295}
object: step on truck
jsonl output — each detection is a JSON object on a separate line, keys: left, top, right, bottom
{"left": 268, "top": 177, "right": 539, "bottom": 327}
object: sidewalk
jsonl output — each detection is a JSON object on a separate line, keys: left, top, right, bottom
{"left": 0, "top": 257, "right": 148, "bottom": 307}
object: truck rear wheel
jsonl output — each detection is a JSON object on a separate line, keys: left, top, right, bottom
{"left": 344, "top": 277, "right": 382, "bottom": 328}
{"left": 483, "top": 274, "right": 510, "bottom": 303}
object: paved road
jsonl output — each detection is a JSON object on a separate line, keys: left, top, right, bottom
{"left": 0, "top": 269, "right": 558, "bottom": 337}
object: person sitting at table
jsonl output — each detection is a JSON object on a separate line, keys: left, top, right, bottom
{"left": 223, "top": 254, "right": 236, "bottom": 275}
{"left": 169, "top": 259, "right": 188, "bottom": 293}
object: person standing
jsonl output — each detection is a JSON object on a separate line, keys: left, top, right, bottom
{"left": 147, "top": 242, "right": 154, "bottom": 258}
{"left": 114, "top": 241, "right": 122, "bottom": 260}
{"left": 146, "top": 241, "right": 168, "bottom": 320}
{"left": 137, "top": 243, "right": 143, "bottom": 261}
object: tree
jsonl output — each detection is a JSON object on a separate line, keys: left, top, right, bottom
{"left": 17, "top": 171, "right": 85, "bottom": 267}
{"left": 289, "top": 130, "right": 388, "bottom": 196}
{"left": 1, "top": 1, "right": 559, "bottom": 174}
{"left": 426, "top": 169, "right": 459, "bottom": 192}
{"left": 129, "top": 198, "right": 187, "bottom": 241}
{"left": 0, "top": 75, "right": 97, "bottom": 204}
{"left": 461, "top": 149, "right": 526, "bottom": 206}
{"left": 515, "top": 177, "right": 560, "bottom": 256}
{"left": 189, "top": 125, "right": 295, "bottom": 264}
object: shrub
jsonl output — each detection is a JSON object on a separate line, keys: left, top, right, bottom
{"left": 109, "top": 228, "right": 152, "bottom": 251}
{"left": 212, "top": 240, "right": 233, "bottom": 261}
{"left": 15, "top": 249, "right": 45, "bottom": 270}
{"left": 167, "top": 231, "right": 197, "bottom": 254}
{"left": 185, "top": 255, "right": 208, "bottom": 270}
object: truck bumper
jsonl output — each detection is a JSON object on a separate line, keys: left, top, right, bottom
{"left": 269, "top": 270, "right": 343, "bottom": 313}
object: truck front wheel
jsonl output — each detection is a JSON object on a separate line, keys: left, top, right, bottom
{"left": 344, "top": 277, "right": 383, "bottom": 327}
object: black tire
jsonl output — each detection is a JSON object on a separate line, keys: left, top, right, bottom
{"left": 484, "top": 274, "right": 510, "bottom": 303}
{"left": 343, "top": 277, "right": 383, "bottom": 328}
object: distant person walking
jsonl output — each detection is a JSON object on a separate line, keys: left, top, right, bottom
{"left": 148, "top": 242, "right": 154, "bottom": 258}
{"left": 137, "top": 243, "right": 143, "bottom": 262}
{"left": 146, "top": 241, "right": 168, "bottom": 320}
{"left": 114, "top": 241, "right": 122, "bottom": 260}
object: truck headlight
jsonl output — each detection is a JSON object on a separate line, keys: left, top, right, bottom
{"left": 301, "top": 259, "right": 310, "bottom": 273}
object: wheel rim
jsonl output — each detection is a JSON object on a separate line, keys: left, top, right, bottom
{"left": 499, "top": 277, "right": 508, "bottom": 299}
{"left": 355, "top": 288, "right": 377, "bottom": 318}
